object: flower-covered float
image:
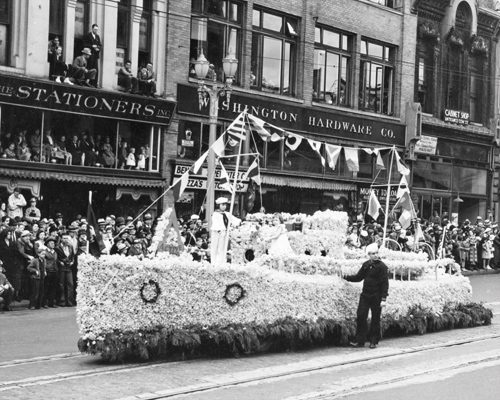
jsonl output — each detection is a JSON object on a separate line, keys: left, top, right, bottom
{"left": 77, "top": 210, "right": 492, "bottom": 362}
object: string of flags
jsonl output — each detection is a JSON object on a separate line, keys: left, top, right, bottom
{"left": 171, "top": 111, "right": 411, "bottom": 202}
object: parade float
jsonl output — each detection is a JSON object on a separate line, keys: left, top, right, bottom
{"left": 77, "top": 112, "right": 492, "bottom": 362}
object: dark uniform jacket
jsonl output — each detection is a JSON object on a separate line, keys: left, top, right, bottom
{"left": 44, "top": 249, "right": 58, "bottom": 273}
{"left": 344, "top": 259, "right": 389, "bottom": 301}
{"left": 56, "top": 245, "right": 76, "bottom": 272}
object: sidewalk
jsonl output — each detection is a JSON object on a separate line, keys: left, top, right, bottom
{"left": 462, "top": 268, "right": 500, "bottom": 277}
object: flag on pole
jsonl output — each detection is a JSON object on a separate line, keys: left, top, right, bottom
{"left": 367, "top": 190, "right": 382, "bottom": 221}
{"left": 392, "top": 191, "right": 417, "bottom": 229}
{"left": 394, "top": 149, "right": 410, "bottom": 176}
{"left": 172, "top": 170, "right": 190, "bottom": 201}
{"left": 396, "top": 175, "right": 410, "bottom": 198}
{"left": 344, "top": 148, "right": 359, "bottom": 172}
{"left": 86, "top": 192, "right": 106, "bottom": 257}
{"left": 244, "top": 158, "right": 261, "bottom": 186}
{"left": 219, "top": 161, "right": 234, "bottom": 193}
{"left": 325, "top": 144, "right": 342, "bottom": 170}
{"left": 226, "top": 112, "right": 247, "bottom": 141}
{"left": 307, "top": 139, "right": 325, "bottom": 167}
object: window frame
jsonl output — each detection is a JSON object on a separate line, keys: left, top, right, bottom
{"left": 116, "top": 0, "right": 131, "bottom": 52}
{"left": 313, "top": 25, "right": 352, "bottom": 107}
{"left": 251, "top": 7, "right": 298, "bottom": 96}
{"left": 0, "top": 0, "right": 11, "bottom": 66}
{"left": 359, "top": 38, "right": 395, "bottom": 115}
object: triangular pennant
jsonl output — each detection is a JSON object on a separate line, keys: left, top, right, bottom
{"left": 325, "top": 144, "right": 342, "bottom": 170}
{"left": 190, "top": 150, "right": 208, "bottom": 175}
{"left": 219, "top": 161, "right": 234, "bottom": 193}
{"left": 211, "top": 134, "right": 226, "bottom": 158}
{"left": 344, "top": 147, "right": 359, "bottom": 172}
{"left": 172, "top": 171, "right": 190, "bottom": 201}
{"left": 376, "top": 151, "right": 385, "bottom": 170}
{"left": 307, "top": 139, "right": 325, "bottom": 167}
{"left": 363, "top": 148, "right": 373, "bottom": 155}
{"left": 394, "top": 149, "right": 410, "bottom": 176}
{"left": 285, "top": 133, "right": 303, "bottom": 151}
{"left": 397, "top": 175, "right": 410, "bottom": 199}
{"left": 367, "top": 190, "right": 382, "bottom": 221}
{"left": 244, "top": 158, "right": 261, "bottom": 186}
{"left": 392, "top": 191, "right": 417, "bottom": 229}
{"left": 271, "top": 132, "right": 283, "bottom": 142}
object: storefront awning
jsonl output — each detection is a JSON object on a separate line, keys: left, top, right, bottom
{"left": 0, "top": 167, "right": 165, "bottom": 188}
{"left": 261, "top": 174, "right": 356, "bottom": 191}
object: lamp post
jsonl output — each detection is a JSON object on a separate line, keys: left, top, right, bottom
{"left": 194, "top": 50, "right": 238, "bottom": 229}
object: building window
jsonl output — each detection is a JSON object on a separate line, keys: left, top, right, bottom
{"left": 189, "top": 0, "right": 243, "bottom": 84}
{"left": 469, "top": 57, "right": 484, "bottom": 124}
{"left": 251, "top": 8, "right": 298, "bottom": 96}
{"left": 367, "top": 0, "right": 395, "bottom": 7}
{"left": 139, "top": 0, "right": 152, "bottom": 69}
{"left": 415, "top": 42, "right": 434, "bottom": 114}
{"left": 313, "top": 26, "right": 351, "bottom": 106}
{"left": 74, "top": 0, "right": 89, "bottom": 58}
{"left": 0, "top": 0, "right": 11, "bottom": 66}
{"left": 359, "top": 39, "right": 395, "bottom": 115}
{"left": 117, "top": 0, "right": 131, "bottom": 53}
{"left": 49, "top": 0, "right": 65, "bottom": 40}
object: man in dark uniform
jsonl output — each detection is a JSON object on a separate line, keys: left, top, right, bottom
{"left": 56, "top": 233, "right": 76, "bottom": 306}
{"left": 343, "top": 243, "right": 389, "bottom": 349}
{"left": 83, "top": 24, "right": 102, "bottom": 87}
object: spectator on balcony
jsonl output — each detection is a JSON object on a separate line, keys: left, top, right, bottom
{"left": 67, "top": 135, "right": 84, "bottom": 165}
{"left": 43, "top": 129, "right": 56, "bottom": 163}
{"left": 137, "top": 62, "right": 156, "bottom": 97}
{"left": 80, "top": 131, "right": 98, "bottom": 166}
{"left": 118, "top": 60, "right": 139, "bottom": 93}
{"left": 50, "top": 47, "right": 71, "bottom": 84}
{"left": 118, "top": 141, "right": 128, "bottom": 169}
{"left": 47, "top": 36, "right": 60, "bottom": 62}
{"left": 71, "top": 48, "right": 97, "bottom": 87}
{"left": 100, "top": 136, "right": 115, "bottom": 168}
{"left": 29, "top": 129, "right": 42, "bottom": 161}
{"left": 55, "top": 135, "right": 72, "bottom": 165}
{"left": 136, "top": 147, "right": 146, "bottom": 170}
{"left": 2, "top": 143, "right": 16, "bottom": 160}
{"left": 16, "top": 141, "right": 31, "bottom": 161}
{"left": 83, "top": 24, "right": 102, "bottom": 87}
{"left": 25, "top": 198, "right": 41, "bottom": 224}
{"left": 126, "top": 147, "right": 137, "bottom": 169}
{"left": 7, "top": 188, "right": 27, "bottom": 220}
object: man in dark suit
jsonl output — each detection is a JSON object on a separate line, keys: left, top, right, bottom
{"left": 83, "top": 24, "right": 102, "bottom": 87}
{"left": 56, "top": 233, "right": 76, "bottom": 306}
{"left": 72, "top": 48, "right": 97, "bottom": 87}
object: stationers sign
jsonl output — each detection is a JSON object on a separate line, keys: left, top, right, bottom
{"left": 177, "top": 84, "right": 405, "bottom": 146}
{"left": 0, "top": 74, "right": 176, "bottom": 125}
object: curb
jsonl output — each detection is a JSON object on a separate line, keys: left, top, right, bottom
{"left": 114, "top": 332, "right": 500, "bottom": 400}
{"left": 463, "top": 269, "right": 500, "bottom": 276}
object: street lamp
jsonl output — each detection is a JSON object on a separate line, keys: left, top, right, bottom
{"left": 194, "top": 50, "right": 238, "bottom": 229}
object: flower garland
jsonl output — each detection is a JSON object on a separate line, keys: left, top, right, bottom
{"left": 223, "top": 283, "right": 246, "bottom": 306}
{"left": 140, "top": 279, "right": 161, "bottom": 304}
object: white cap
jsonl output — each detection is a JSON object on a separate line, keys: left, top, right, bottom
{"left": 216, "top": 197, "right": 229, "bottom": 205}
{"left": 190, "top": 214, "right": 200, "bottom": 221}
{"left": 365, "top": 243, "right": 379, "bottom": 254}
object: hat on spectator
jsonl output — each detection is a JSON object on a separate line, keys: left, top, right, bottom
{"left": 216, "top": 197, "right": 229, "bottom": 205}
{"left": 40, "top": 218, "right": 48, "bottom": 225}
{"left": 117, "top": 242, "right": 127, "bottom": 251}
{"left": 133, "top": 238, "right": 142, "bottom": 244}
{"left": 126, "top": 216, "right": 134, "bottom": 222}
{"left": 365, "top": 243, "right": 379, "bottom": 254}
{"left": 30, "top": 197, "right": 37, "bottom": 202}
{"left": 97, "top": 218, "right": 105, "bottom": 225}
{"left": 464, "top": 219, "right": 470, "bottom": 224}
{"left": 109, "top": 215, "right": 116, "bottom": 220}
{"left": 68, "top": 222, "right": 79, "bottom": 231}
{"left": 360, "top": 230, "right": 368, "bottom": 237}
{"left": 81, "top": 47, "right": 92, "bottom": 56}
{"left": 191, "top": 214, "right": 200, "bottom": 221}
{"left": 45, "top": 237, "right": 57, "bottom": 245}
{"left": 476, "top": 216, "right": 483, "bottom": 220}
{"left": 144, "top": 213, "right": 152, "bottom": 221}
{"left": 484, "top": 219, "right": 491, "bottom": 225}
{"left": 20, "top": 231, "right": 31, "bottom": 238}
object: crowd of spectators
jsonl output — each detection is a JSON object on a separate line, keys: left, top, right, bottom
{"left": 346, "top": 210, "right": 500, "bottom": 271}
{"left": 0, "top": 188, "right": 156, "bottom": 312}
{"left": 0, "top": 127, "right": 151, "bottom": 170}
{"left": 47, "top": 25, "right": 156, "bottom": 95}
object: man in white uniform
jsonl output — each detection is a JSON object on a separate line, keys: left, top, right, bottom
{"left": 210, "top": 197, "right": 240, "bottom": 265}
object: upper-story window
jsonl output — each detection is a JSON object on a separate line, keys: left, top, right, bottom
{"left": 117, "top": 0, "right": 131, "bottom": 56}
{"left": 415, "top": 40, "right": 434, "bottom": 114}
{"left": 139, "top": 0, "right": 152, "bottom": 68}
{"left": 189, "top": 0, "right": 243, "bottom": 84}
{"left": 470, "top": 56, "right": 484, "bottom": 123}
{"left": 74, "top": 0, "right": 89, "bottom": 58}
{"left": 359, "top": 39, "right": 395, "bottom": 115}
{"left": 313, "top": 26, "right": 351, "bottom": 106}
{"left": 367, "top": 0, "right": 395, "bottom": 7}
{"left": 0, "top": 0, "right": 11, "bottom": 66}
{"left": 251, "top": 8, "right": 298, "bottom": 96}
{"left": 49, "top": 0, "right": 65, "bottom": 42}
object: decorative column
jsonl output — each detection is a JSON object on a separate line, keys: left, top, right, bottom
{"left": 151, "top": 0, "right": 166, "bottom": 96}
{"left": 129, "top": 0, "right": 143, "bottom": 73}
{"left": 100, "top": 1, "right": 118, "bottom": 91}
{"left": 64, "top": 0, "right": 77, "bottom": 65}
{"left": 25, "top": 0, "right": 50, "bottom": 77}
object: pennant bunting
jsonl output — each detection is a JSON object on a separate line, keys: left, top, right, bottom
{"left": 363, "top": 148, "right": 373, "bottom": 155}
{"left": 394, "top": 149, "right": 410, "bottom": 176}
{"left": 190, "top": 150, "right": 208, "bottom": 175}
{"left": 246, "top": 114, "right": 272, "bottom": 141}
{"left": 397, "top": 175, "right": 410, "bottom": 199}
{"left": 367, "top": 190, "right": 382, "bottom": 221}
{"left": 219, "top": 161, "right": 234, "bottom": 193}
{"left": 325, "top": 144, "right": 342, "bottom": 170}
{"left": 375, "top": 151, "right": 385, "bottom": 170}
{"left": 285, "top": 133, "right": 303, "bottom": 151}
{"left": 271, "top": 132, "right": 283, "bottom": 142}
{"left": 244, "top": 158, "right": 262, "bottom": 186}
{"left": 211, "top": 134, "right": 226, "bottom": 158}
{"left": 226, "top": 112, "right": 247, "bottom": 141}
{"left": 307, "top": 139, "right": 325, "bottom": 167}
{"left": 344, "top": 147, "right": 359, "bottom": 172}
{"left": 172, "top": 171, "right": 190, "bottom": 201}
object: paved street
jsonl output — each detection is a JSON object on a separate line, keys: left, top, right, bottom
{"left": 0, "top": 274, "right": 499, "bottom": 400}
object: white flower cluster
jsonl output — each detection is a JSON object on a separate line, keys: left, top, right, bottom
{"left": 77, "top": 255, "right": 472, "bottom": 340}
